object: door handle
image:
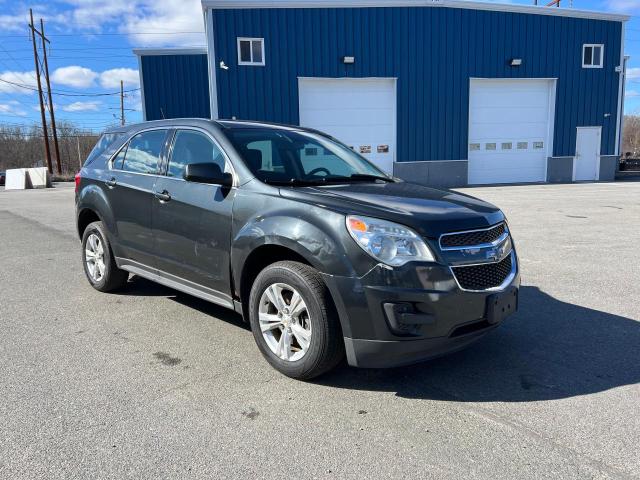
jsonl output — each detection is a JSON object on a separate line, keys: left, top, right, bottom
{"left": 106, "top": 177, "right": 117, "bottom": 188}
{"left": 154, "top": 190, "right": 171, "bottom": 202}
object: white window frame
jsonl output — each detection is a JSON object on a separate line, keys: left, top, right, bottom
{"left": 237, "top": 37, "right": 265, "bottom": 66}
{"left": 582, "top": 44, "right": 604, "bottom": 69}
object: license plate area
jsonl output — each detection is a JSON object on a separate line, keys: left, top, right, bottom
{"left": 486, "top": 287, "right": 518, "bottom": 325}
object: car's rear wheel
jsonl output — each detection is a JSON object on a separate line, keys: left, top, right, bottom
{"left": 81, "top": 221, "right": 128, "bottom": 292}
{"left": 248, "top": 261, "right": 344, "bottom": 380}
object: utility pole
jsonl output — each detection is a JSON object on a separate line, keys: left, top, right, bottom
{"left": 39, "top": 18, "right": 61, "bottom": 174}
{"left": 29, "top": 9, "right": 51, "bottom": 174}
{"left": 120, "top": 80, "right": 125, "bottom": 126}
{"left": 77, "top": 135, "right": 82, "bottom": 168}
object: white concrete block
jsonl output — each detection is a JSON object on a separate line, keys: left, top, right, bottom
{"left": 5, "top": 168, "right": 29, "bottom": 190}
{"left": 27, "top": 167, "right": 51, "bottom": 189}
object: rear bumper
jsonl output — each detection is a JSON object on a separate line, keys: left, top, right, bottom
{"left": 321, "top": 256, "right": 520, "bottom": 369}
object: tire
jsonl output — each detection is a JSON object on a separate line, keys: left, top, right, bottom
{"left": 248, "top": 261, "right": 344, "bottom": 380}
{"left": 81, "top": 221, "right": 128, "bottom": 292}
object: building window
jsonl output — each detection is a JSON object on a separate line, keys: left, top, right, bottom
{"left": 582, "top": 44, "right": 603, "bottom": 68}
{"left": 238, "top": 38, "right": 265, "bottom": 66}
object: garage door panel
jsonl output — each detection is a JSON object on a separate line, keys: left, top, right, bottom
{"left": 468, "top": 155, "right": 547, "bottom": 184}
{"left": 470, "top": 123, "right": 548, "bottom": 140}
{"left": 468, "top": 79, "right": 553, "bottom": 185}
{"left": 470, "top": 107, "right": 550, "bottom": 125}
{"left": 470, "top": 92, "right": 550, "bottom": 108}
{"left": 302, "top": 109, "right": 395, "bottom": 126}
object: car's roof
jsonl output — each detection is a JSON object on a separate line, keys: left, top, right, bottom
{"left": 103, "top": 118, "right": 326, "bottom": 136}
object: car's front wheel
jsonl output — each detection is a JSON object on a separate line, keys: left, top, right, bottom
{"left": 248, "top": 261, "right": 344, "bottom": 380}
{"left": 81, "top": 221, "right": 128, "bottom": 292}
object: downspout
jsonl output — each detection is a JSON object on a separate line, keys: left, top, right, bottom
{"left": 614, "top": 21, "right": 626, "bottom": 158}
{"left": 204, "top": 7, "right": 219, "bottom": 119}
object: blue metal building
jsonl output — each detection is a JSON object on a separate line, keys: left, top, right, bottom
{"left": 136, "top": 0, "right": 628, "bottom": 186}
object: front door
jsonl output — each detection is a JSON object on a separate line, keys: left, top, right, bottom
{"left": 152, "top": 129, "right": 235, "bottom": 303}
{"left": 574, "top": 127, "right": 601, "bottom": 181}
{"left": 106, "top": 129, "right": 168, "bottom": 267}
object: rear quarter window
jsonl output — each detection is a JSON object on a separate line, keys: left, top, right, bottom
{"left": 84, "top": 133, "right": 126, "bottom": 166}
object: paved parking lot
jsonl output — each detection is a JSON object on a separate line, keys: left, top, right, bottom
{"left": 1, "top": 181, "right": 639, "bottom": 479}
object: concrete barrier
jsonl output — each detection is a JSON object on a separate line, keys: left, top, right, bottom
{"left": 5, "top": 169, "right": 29, "bottom": 190}
{"left": 4, "top": 167, "right": 52, "bottom": 190}
{"left": 27, "top": 167, "right": 51, "bottom": 188}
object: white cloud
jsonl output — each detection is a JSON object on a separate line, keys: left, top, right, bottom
{"left": 0, "top": 13, "right": 28, "bottom": 33}
{"left": 51, "top": 66, "right": 99, "bottom": 88}
{"left": 0, "top": 100, "right": 28, "bottom": 117}
{"left": 605, "top": 0, "right": 640, "bottom": 12}
{"left": 0, "top": 71, "right": 38, "bottom": 94}
{"left": 99, "top": 68, "right": 140, "bottom": 89}
{"left": 626, "top": 68, "right": 640, "bottom": 81}
{"left": 63, "top": 0, "right": 136, "bottom": 31}
{"left": 118, "top": 0, "right": 205, "bottom": 46}
{"left": 61, "top": 101, "right": 102, "bottom": 112}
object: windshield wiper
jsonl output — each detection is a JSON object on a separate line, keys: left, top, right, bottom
{"left": 345, "top": 174, "right": 395, "bottom": 183}
{"left": 262, "top": 174, "right": 394, "bottom": 186}
{"left": 262, "top": 178, "right": 326, "bottom": 186}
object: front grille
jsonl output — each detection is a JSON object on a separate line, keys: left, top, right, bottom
{"left": 452, "top": 254, "right": 513, "bottom": 291}
{"left": 440, "top": 223, "right": 506, "bottom": 249}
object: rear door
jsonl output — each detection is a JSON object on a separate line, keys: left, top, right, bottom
{"left": 105, "top": 128, "right": 169, "bottom": 267}
{"left": 152, "top": 128, "right": 235, "bottom": 304}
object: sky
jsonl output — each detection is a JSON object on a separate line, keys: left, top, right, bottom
{"left": 0, "top": 0, "right": 640, "bottom": 133}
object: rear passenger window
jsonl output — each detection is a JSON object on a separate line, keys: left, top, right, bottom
{"left": 121, "top": 130, "right": 166, "bottom": 174}
{"left": 167, "top": 130, "right": 226, "bottom": 178}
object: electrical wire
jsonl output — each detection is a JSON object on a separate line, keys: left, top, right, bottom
{"left": 0, "top": 77, "right": 140, "bottom": 96}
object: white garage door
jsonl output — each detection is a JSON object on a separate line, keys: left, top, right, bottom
{"left": 468, "top": 79, "right": 555, "bottom": 185}
{"left": 298, "top": 78, "right": 396, "bottom": 174}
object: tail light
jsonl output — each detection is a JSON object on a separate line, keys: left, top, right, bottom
{"left": 74, "top": 172, "right": 81, "bottom": 192}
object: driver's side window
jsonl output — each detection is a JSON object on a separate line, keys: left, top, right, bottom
{"left": 168, "top": 130, "right": 226, "bottom": 178}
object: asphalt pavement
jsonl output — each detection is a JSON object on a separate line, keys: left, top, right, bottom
{"left": 0, "top": 181, "right": 639, "bottom": 479}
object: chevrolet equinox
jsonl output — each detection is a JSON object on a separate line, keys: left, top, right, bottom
{"left": 75, "top": 119, "right": 519, "bottom": 379}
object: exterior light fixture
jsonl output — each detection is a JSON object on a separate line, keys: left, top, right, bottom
{"left": 342, "top": 56, "right": 355, "bottom": 64}
{"left": 220, "top": 61, "right": 229, "bottom": 70}
{"left": 510, "top": 58, "right": 523, "bottom": 67}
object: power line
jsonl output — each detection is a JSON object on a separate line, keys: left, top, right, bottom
{"left": 0, "top": 30, "right": 204, "bottom": 39}
{"left": 0, "top": 45, "right": 205, "bottom": 51}
{"left": 0, "top": 132, "right": 102, "bottom": 138}
{"left": 0, "top": 77, "right": 140, "bottom": 96}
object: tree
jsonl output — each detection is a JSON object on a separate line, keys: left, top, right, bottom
{"left": 622, "top": 115, "right": 640, "bottom": 158}
{"left": 0, "top": 121, "right": 100, "bottom": 176}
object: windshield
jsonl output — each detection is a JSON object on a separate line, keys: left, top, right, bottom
{"left": 222, "top": 128, "right": 393, "bottom": 185}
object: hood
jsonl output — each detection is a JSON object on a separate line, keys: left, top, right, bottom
{"left": 279, "top": 181, "right": 504, "bottom": 238}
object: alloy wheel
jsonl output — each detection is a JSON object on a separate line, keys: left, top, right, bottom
{"left": 258, "top": 283, "right": 312, "bottom": 361}
{"left": 85, "top": 233, "right": 106, "bottom": 282}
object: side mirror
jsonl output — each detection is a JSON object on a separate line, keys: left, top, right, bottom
{"left": 184, "top": 162, "right": 233, "bottom": 187}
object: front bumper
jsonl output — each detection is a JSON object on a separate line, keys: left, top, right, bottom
{"left": 321, "top": 255, "right": 520, "bottom": 368}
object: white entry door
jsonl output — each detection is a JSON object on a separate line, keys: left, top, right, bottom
{"left": 468, "top": 79, "right": 556, "bottom": 184}
{"left": 298, "top": 78, "right": 396, "bottom": 174}
{"left": 574, "top": 127, "right": 601, "bottom": 181}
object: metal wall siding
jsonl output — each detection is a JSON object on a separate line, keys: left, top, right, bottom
{"left": 211, "top": 7, "right": 622, "bottom": 160}
{"left": 141, "top": 54, "right": 210, "bottom": 121}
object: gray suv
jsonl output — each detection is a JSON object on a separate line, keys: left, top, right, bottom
{"left": 75, "top": 119, "right": 519, "bottom": 379}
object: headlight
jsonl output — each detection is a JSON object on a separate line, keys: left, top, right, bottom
{"left": 346, "top": 215, "right": 435, "bottom": 266}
